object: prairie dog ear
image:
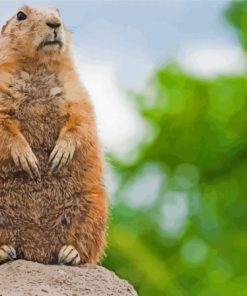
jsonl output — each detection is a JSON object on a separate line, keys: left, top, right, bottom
{"left": 49, "top": 6, "right": 61, "bottom": 15}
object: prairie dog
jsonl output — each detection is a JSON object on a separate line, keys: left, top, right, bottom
{"left": 0, "top": 6, "right": 107, "bottom": 265}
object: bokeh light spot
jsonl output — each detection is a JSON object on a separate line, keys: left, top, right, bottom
{"left": 181, "top": 237, "right": 208, "bottom": 265}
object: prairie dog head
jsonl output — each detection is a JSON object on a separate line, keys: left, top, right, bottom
{"left": 1, "top": 6, "right": 70, "bottom": 59}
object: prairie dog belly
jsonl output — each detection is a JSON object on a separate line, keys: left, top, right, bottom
{"left": 0, "top": 70, "right": 85, "bottom": 262}
{"left": 13, "top": 69, "right": 66, "bottom": 152}
{"left": 16, "top": 90, "right": 66, "bottom": 173}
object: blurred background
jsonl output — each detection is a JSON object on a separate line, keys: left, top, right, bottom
{"left": 1, "top": 0, "right": 247, "bottom": 295}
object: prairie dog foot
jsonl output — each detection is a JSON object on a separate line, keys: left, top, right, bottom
{"left": 58, "top": 245, "right": 80, "bottom": 265}
{"left": 0, "top": 245, "right": 17, "bottom": 263}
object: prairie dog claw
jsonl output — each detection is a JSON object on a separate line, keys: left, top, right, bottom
{"left": 49, "top": 139, "right": 75, "bottom": 172}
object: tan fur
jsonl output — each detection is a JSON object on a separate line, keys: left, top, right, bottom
{"left": 0, "top": 6, "right": 108, "bottom": 264}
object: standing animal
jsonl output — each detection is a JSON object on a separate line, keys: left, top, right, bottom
{"left": 0, "top": 6, "right": 108, "bottom": 265}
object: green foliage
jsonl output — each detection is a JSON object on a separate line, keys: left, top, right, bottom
{"left": 103, "top": 1, "right": 247, "bottom": 295}
{"left": 225, "top": 0, "right": 247, "bottom": 51}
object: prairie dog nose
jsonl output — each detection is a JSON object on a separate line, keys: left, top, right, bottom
{"left": 46, "top": 22, "right": 61, "bottom": 29}
{"left": 46, "top": 17, "right": 61, "bottom": 29}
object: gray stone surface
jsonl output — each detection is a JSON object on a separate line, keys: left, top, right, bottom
{"left": 0, "top": 260, "right": 137, "bottom": 296}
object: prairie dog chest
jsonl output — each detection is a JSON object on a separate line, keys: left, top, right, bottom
{"left": 10, "top": 68, "right": 67, "bottom": 150}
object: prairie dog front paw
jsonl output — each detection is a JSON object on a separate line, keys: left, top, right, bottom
{"left": 49, "top": 138, "right": 75, "bottom": 172}
{"left": 11, "top": 138, "right": 41, "bottom": 179}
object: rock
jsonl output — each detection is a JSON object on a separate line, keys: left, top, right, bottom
{"left": 0, "top": 260, "right": 137, "bottom": 296}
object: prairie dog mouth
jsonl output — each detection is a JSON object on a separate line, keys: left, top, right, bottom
{"left": 44, "top": 40, "right": 63, "bottom": 47}
{"left": 38, "top": 40, "right": 63, "bottom": 50}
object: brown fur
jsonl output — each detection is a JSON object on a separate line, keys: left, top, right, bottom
{"left": 0, "top": 6, "right": 108, "bottom": 264}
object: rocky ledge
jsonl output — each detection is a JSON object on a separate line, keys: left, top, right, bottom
{"left": 0, "top": 260, "right": 137, "bottom": 296}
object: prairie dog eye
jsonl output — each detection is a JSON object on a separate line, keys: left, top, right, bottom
{"left": 17, "top": 11, "right": 27, "bottom": 21}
